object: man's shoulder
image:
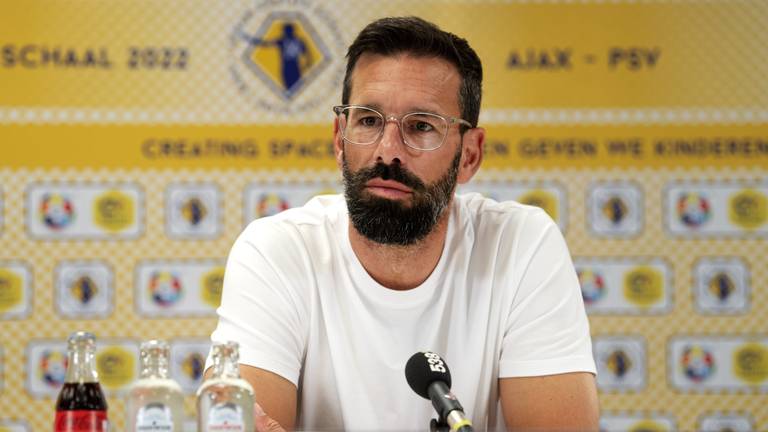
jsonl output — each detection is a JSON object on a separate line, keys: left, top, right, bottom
{"left": 456, "top": 192, "right": 551, "bottom": 225}
{"left": 240, "top": 194, "right": 345, "bottom": 243}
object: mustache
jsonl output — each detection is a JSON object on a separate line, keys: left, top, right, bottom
{"left": 355, "top": 162, "right": 426, "bottom": 192}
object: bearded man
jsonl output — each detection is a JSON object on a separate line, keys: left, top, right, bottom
{"left": 208, "top": 16, "right": 598, "bottom": 432}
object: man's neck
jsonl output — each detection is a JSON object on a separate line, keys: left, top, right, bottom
{"left": 348, "top": 207, "right": 451, "bottom": 291}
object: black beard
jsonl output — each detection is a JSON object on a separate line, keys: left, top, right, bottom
{"left": 342, "top": 148, "right": 462, "bottom": 246}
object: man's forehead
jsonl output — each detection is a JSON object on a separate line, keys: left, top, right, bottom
{"left": 351, "top": 52, "right": 459, "bottom": 80}
{"left": 347, "top": 53, "right": 461, "bottom": 109}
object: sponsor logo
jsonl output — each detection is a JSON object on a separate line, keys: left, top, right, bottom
{"left": 69, "top": 275, "right": 99, "bottom": 305}
{"left": 229, "top": 1, "right": 345, "bottom": 113}
{"left": 96, "top": 345, "right": 136, "bottom": 390}
{"left": 0, "top": 268, "right": 23, "bottom": 314}
{"left": 519, "top": 189, "right": 559, "bottom": 223}
{"left": 694, "top": 258, "right": 750, "bottom": 314}
{"left": 594, "top": 337, "right": 646, "bottom": 390}
{"left": 56, "top": 261, "right": 113, "bottom": 318}
{"left": 605, "top": 349, "right": 632, "bottom": 379}
{"left": 239, "top": 13, "right": 327, "bottom": 100}
{"left": 256, "top": 192, "right": 291, "bottom": 218}
{"left": 200, "top": 267, "right": 225, "bottom": 308}
{"left": 29, "top": 184, "right": 143, "bottom": 239}
{"left": 149, "top": 271, "right": 183, "bottom": 307}
{"left": 698, "top": 413, "right": 754, "bottom": 432}
{"left": 181, "top": 196, "right": 208, "bottom": 227}
{"left": 40, "top": 193, "right": 75, "bottom": 230}
{"left": 602, "top": 195, "right": 629, "bottom": 225}
{"left": 681, "top": 345, "right": 715, "bottom": 383}
{"left": 171, "top": 341, "right": 209, "bottom": 392}
{"left": 732, "top": 343, "right": 768, "bottom": 384}
{"left": 137, "top": 261, "right": 224, "bottom": 317}
{"left": 93, "top": 190, "right": 135, "bottom": 233}
{"left": 707, "top": 272, "right": 735, "bottom": 302}
{"left": 577, "top": 268, "right": 606, "bottom": 305}
{"left": 167, "top": 184, "right": 220, "bottom": 238}
{"left": 589, "top": 183, "right": 642, "bottom": 236}
{"left": 182, "top": 352, "right": 205, "bottom": 383}
{"left": 623, "top": 266, "right": 664, "bottom": 307}
{"left": 676, "top": 192, "right": 711, "bottom": 228}
{"left": 38, "top": 349, "right": 68, "bottom": 388}
{"left": 728, "top": 189, "right": 767, "bottom": 230}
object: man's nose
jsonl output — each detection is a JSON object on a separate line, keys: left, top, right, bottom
{"left": 373, "top": 118, "right": 405, "bottom": 164}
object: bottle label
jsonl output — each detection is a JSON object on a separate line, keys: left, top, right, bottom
{"left": 208, "top": 402, "right": 245, "bottom": 431}
{"left": 54, "top": 410, "right": 109, "bottom": 432}
{"left": 135, "top": 403, "right": 174, "bottom": 431}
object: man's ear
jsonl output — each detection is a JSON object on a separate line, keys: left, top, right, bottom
{"left": 457, "top": 127, "right": 485, "bottom": 184}
{"left": 333, "top": 117, "right": 344, "bottom": 169}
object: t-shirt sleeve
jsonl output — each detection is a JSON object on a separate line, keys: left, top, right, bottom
{"left": 207, "top": 219, "right": 309, "bottom": 386}
{"left": 499, "top": 209, "right": 596, "bottom": 378}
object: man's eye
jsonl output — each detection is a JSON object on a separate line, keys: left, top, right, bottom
{"left": 359, "top": 116, "right": 380, "bottom": 127}
{"left": 414, "top": 121, "right": 434, "bottom": 132}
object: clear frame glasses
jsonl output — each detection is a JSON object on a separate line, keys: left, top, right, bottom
{"left": 333, "top": 105, "right": 473, "bottom": 151}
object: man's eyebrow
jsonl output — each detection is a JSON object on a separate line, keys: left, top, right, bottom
{"left": 353, "top": 103, "right": 446, "bottom": 116}
{"left": 408, "top": 106, "right": 445, "bottom": 115}
{"left": 354, "top": 102, "right": 382, "bottom": 112}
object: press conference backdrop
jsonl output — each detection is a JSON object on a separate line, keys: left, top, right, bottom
{"left": 0, "top": 0, "right": 766, "bottom": 430}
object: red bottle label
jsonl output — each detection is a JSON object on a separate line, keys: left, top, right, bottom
{"left": 54, "top": 410, "right": 109, "bottom": 432}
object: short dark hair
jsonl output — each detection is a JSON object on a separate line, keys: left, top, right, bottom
{"left": 342, "top": 16, "right": 483, "bottom": 129}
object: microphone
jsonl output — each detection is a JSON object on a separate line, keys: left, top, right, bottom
{"left": 405, "top": 351, "right": 474, "bottom": 432}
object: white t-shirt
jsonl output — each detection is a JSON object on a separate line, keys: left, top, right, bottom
{"left": 210, "top": 193, "right": 595, "bottom": 431}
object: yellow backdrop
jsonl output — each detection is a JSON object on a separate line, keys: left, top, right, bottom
{"left": 0, "top": 1, "right": 766, "bottom": 431}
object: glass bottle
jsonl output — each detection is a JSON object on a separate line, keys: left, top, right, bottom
{"left": 126, "top": 340, "right": 184, "bottom": 431}
{"left": 196, "top": 341, "right": 254, "bottom": 432}
{"left": 54, "top": 331, "right": 109, "bottom": 432}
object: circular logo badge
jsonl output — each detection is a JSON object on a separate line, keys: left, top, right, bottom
{"left": 96, "top": 345, "right": 136, "bottom": 390}
{"left": 732, "top": 342, "right": 768, "bottom": 385}
{"left": 93, "top": 190, "right": 135, "bottom": 233}
{"left": 38, "top": 349, "right": 68, "bottom": 388}
{"left": 681, "top": 344, "right": 715, "bottom": 383}
{"left": 677, "top": 192, "right": 711, "bottom": 228}
{"left": 605, "top": 349, "right": 632, "bottom": 379}
{"left": 602, "top": 196, "right": 629, "bottom": 225}
{"left": 69, "top": 275, "right": 99, "bottom": 305}
{"left": 229, "top": 3, "right": 345, "bottom": 114}
{"left": 623, "top": 266, "right": 664, "bottom": 307}
{"left": 707, "top": 272, "right": 735, "bottom": 302}
{"left": 728, "top": 189, "right": 767, "bottom": 230}
{"left": 0, "top": 268, "right": 23, "bottom": 313}
{"left": 181, "top": 196, "right": 208, "bottom": 226}
{"left": 182, "top": 352, "right": 205, "bottom": 382}
{"left": 149, "top": 271, "right": 183, "bottom": 307}
{"left": 201, "top": 267, "right": 225, "bottom": 308}
{"left": 577, "top": 269, "right": 605, "bottom": 305}
{"left": 40, "top": 193, "right": 75, "bottom": 230}
{"left": 519, "top": 189, "right": 559, "bottom": 223}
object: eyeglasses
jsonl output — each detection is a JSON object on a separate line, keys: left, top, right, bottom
{"left": 333, "top": 105, "right": 473, "bottom": 151}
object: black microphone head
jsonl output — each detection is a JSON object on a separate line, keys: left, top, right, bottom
{"left": 405, "top": 351, "right": 452, "bottom": 400}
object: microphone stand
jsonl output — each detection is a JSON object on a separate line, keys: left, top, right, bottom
{"left": 429, "top": 417, "right": 451, "bottom": 432}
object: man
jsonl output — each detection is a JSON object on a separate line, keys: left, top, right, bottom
{"left": 209, "top": 16, "right": 599, "bottom": 431}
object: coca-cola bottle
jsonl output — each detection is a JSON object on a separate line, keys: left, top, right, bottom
{"left": 54, "top": 331, "right": 109, "bottom": 432}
